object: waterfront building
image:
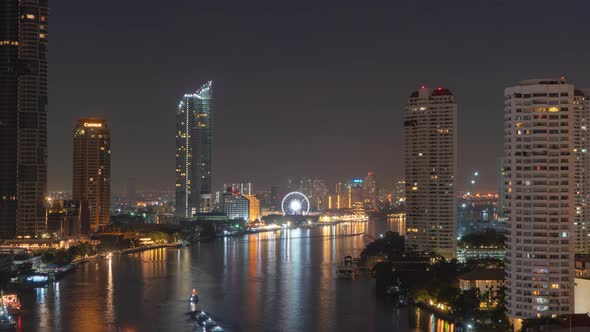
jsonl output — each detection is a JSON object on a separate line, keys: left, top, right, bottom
{"left": 222, "top": 189, "right": 249, "bottom": 221}
{"left": 244, "top": 195, "right": 260, "bottom": 222}
{"left": 0, "top": 0, "right": 49, "bottom": 238}
{"left": 47, "top": 200, "right": 89, "bottom": 239}
{"left": 363, "top": 172, "right": 379, "bottom": 210}
{"left": 175, "top": 81, "right": 213, "bottom": 219}
{"left": 349, "top": 178, "right": 363, "bottom": 209}
{"left": 403, "top": 86, "right": 457, "bottom": 259}
{"left": 327, "top": 193, "right": 349, "bottom": 210}
{"left": 72, "top": 119, "right": 111, "bottom": 232}
{"left": 504, "top": 78, "right": 589, "bottom": 319}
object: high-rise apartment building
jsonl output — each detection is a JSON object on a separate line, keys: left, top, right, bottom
{"left": 72, "top": 119, "right": 111, "bottom": 232}
{"left": 404, "top": 86, "right": 457, "bottom": 259}
{"left": 175, "top": 81, "right": 213, "bottom": 219}
{"left": 579, "top": 89, "right": 590, "bottom": 253}
{"left": 0, "top": 0, "right": 49, "bottom": 238}
{"left": 504, "top": 78, "right": 588, "bottom": 319}
{"left": 497, "top": 157, "right": 508, "bottom": 220}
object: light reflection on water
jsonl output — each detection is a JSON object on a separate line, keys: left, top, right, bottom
{"left": 20, "top": 219, "right": 451, "bottom": 331}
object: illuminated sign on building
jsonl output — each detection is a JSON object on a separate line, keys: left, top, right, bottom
{"left": 83, "top": 122, "right": 102, "bottom": 128}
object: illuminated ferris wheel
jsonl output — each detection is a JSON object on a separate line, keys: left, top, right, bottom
{"left": 281, "top": 192, "right": 310, "bottom": 216}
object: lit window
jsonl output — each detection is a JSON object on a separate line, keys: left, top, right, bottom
{"left": 548, "top": 107, "right": 559, "bottom": 113}
{"left": 26, "top": 14, "right": 35, "bottom": 19}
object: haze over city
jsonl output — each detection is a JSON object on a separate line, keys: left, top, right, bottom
{"left": 47, "top": 0, "right": 590, "bottom": 192}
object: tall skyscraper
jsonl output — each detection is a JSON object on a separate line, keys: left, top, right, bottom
{"left": 504, "top": 78, "right": 588, "bottom": 320}
{"left": 175, "top": 81, "right": 213, "bottom": 219}
{"left": 404, "top": 86, "right": 457, "bottom": 259}
{"left": 497, "top": 157, "right": 508, "bottom": 220}
{"left": 72, "top": 119, "right": 111, "bottom": 232}
{"left": 0, "top": 0, "right": 49, "bottom": 238}
{"left": 579, "top": 89, "right": 590, "bottom": 253}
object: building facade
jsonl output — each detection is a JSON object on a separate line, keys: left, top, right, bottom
{"left": 47, "top": 199, "right": 89, "bottom": 239}
{"left": 497, "top": 157, "right": 509, "bottom": 220}
{"left": 403, "top": 86, "right": 457, "bottom": 259}
{"left": 244, "top": 195, "right": 260, "bottom": 222}
{"left": 72, "top": 119, "right": 111, "bottom": 232}
{"left": 504, "top": 78, "right": 588, "bottom": 319}
{"left": 175, "top": 81, "right": 213, "bottom": 219}
{"left": 0, "top": 0, "right": 49, "bottom": 238}
{"left": 574, "top": 90, "right": 590, "bottom": 254}
{"left": 222, "top": 190, "right": 249, "bottom": 221}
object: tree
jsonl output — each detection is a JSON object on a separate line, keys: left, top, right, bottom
{"left": 452, "top": 288, "right": 482, "bottom": 322}
{"left": 41, "top": 251, "right": 55, "bottom": 264}
{"left": 490, "top": 286, "right": 509, "bottom": 331}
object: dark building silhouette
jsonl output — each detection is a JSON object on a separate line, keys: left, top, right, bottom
{"left": 0, "top": 0, "right": 49, "bottom": 238}
{"left": 47, "top": 200, "right": 89, "bottom": 238}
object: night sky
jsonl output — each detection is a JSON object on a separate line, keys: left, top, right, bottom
{"left": 47, "top": 0, "right": 590, "bottom": 193}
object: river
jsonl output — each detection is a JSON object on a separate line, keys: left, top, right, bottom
{"left": 18, "top": 220, "right": 454, "bottom": 331}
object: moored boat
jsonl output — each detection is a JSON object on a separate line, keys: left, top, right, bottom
{"left": 189, "top": 288, "right": 199, "bottom": 303}
{"left": 336, "top": 255, "right": 358, "bottom": 279}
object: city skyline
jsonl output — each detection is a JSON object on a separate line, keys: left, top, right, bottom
{"left": 44, "top": 1, "right": 590, "bottom": 193}
{"left": 4, "top": 1, "right": 590, "bottom": 330}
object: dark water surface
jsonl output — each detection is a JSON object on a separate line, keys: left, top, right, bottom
{"left": 19, "top": 220, "right": 454, "bottom": 331}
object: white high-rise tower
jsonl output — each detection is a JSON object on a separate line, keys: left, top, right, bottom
{"left": 504, "top": 78, "right": 589, "bottom": 320}
{"left": 403, "top": 86, "right": 457, "bottom": 259}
